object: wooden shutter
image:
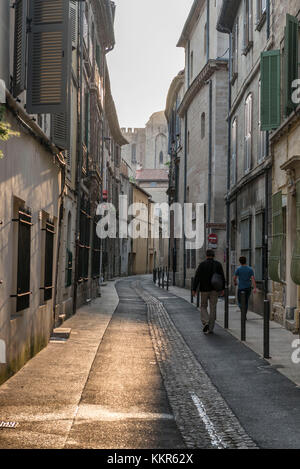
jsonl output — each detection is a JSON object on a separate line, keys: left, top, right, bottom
{"left": 51, "top": 112, "right": 70, "bottom": 150}
{"left": 27, "top": 0, "right": 70, "bottom": 114}
{"left": 269, "top": 192, "right": 283, "bottom": 283}
{"left": 13, "top": 0, "right": 27, "bottom": 97}
{"left": 260, "top": 50, "right": 281, "bottom": 131}
{"left": 291, "top": 181, "right": 300, "bottom": 285}
{"left": 284, "top": 14, "right": 299, "bottom": 116}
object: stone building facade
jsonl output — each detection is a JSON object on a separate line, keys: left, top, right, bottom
{"left": 266, "top": 1, "right": 300, "bottom": 331}
{"left": 174, "top": 0, "right": 229, "bottom": 288}
{"left": 217, "top": 0, "right": 273, "bottom": 316}
{"left": 0, "top": 0, "right": 126, "bottom": 384}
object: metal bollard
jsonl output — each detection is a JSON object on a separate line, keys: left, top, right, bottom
{"left": 241, "top": 291, "right": 247, "bottom": 342}
{"left": 191, "top": 277, "right": 194, "bottom": 304}
{"left": 264, "top": 300, "right": 271, "bottom": 359}
{"left": 224, "top": 286, "right": 229, "bottom": 330}
{"left": 167, "top": 269, "right": 169, "bottom": 291}
{"left": 162, "top": 268, "right": 165, "bottom": 289}
{"left": 158, "top": 268, "right": 161, "bottom": 287}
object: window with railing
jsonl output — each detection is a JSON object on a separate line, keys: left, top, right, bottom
{"left": 12, "top": 207, "right": 32, "bottom": 313}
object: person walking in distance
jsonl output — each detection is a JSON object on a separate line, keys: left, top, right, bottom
{"left": 234, "top": 256, "right": 257, "bottom": 319}
{"left": 192, "top": 250, "right": 225, "bottom": 335}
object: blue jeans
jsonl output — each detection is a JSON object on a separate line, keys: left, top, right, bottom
{"left": 238, "top": 288, "right": 252, "bottom": 314}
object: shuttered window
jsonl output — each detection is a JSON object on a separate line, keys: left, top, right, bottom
{"left": 14, "top": 208, "right": 32, "bottom": 313}
{"left": 269, "top": 191, "right": 284, "bottom": 283}
{"left": 44, "top": 220, "right": 55, "bottom": 301}
{"left": 284, "top": 14, "right": 299, "bottom": 116}
{"left": 27, "top": 0, "right": 70, "bottom": 114}
{"left": 260, "top": 50, "right": 281, "bottom": 131}
{"left": 291, "top": 181, "right": 300, "bottom": 285}
{"left": 13, "top": 0, "right": 27, "bottom": 97}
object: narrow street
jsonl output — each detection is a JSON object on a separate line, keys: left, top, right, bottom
{"left": 1, "top": 276, "right": 300, "bottom": 449}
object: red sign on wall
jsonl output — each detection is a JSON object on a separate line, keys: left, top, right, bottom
{"left": 208, "top": 233, "right": 218, "bottom": 249}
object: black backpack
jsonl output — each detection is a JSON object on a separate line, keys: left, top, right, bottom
{"left": 211, "top": 261, "right": 224, "bottom": 292}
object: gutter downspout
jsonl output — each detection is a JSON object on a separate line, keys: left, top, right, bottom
{"left": 72, "top": 0, "right": 84, "bottom": 316}
{"left": 183, "top": 112, "right": 188, "bottom": 288}
{"left": 207, "top": 79, "right": 213, "bottom": 225}
{"left": 53, "top": 165, "right": 66, "bottom": 327}
{"left": 264, "top": 0, "right": 271, "bottom": 300}
{"left": 206, "top": 0, "right": 210, "bottom": 62}
{"left": 225, "top": 33, "right": 232, "bottom": 329}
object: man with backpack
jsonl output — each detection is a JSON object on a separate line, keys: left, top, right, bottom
{"left": 192, "top": 250, "right": 225, "bottom": 335}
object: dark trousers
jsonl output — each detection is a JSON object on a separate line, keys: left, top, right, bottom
{"left": 238, "top": 288, "right": 252, "bottom": 314}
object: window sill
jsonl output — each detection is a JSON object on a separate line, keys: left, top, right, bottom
{"left": 256, "top": 12, "right": 267, "bottom": 32}
{"left": 242, "top": 41, "right": 253, "bottom": 56}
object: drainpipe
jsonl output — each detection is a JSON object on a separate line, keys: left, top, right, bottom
{"left": 264, "top": 0, "right": 270, "bottom": 300}
{"left": 206, "top": 0, "right": 210, "bottom": 62}
{"left": 225, "top": 33, "right": 232, "bottom": 329}
{"left": 72, "top": 0, "right": 84, "bottom": 316}
{"left": 183, "top": 112, "right": 188, "bottom": 288}
{"left": 207, "top": 79, "right": 213, "bottom": 224}
{"left": 53, "top": 165, "right": 66, "bottom": 327}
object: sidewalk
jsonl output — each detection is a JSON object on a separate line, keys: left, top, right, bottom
{"left": 166, "top": 284, "right": 300, "bottom": 387}
{"left": 0, "top": 281, "right": 119, "bottom": 449}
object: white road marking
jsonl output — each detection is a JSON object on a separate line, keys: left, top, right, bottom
{"left": 190, "top": 393, "right": 227, "bottom": 449}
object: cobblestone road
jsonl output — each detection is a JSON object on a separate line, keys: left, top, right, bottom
{"left": 135, "top": 281, "right": 257, "bottom": 449}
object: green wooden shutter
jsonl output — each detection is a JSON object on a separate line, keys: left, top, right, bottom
{"left": 269, "top": 191, "right": 283, "bottom": 283}
{"left": 27, "top": 0, "right": 70, "bottom": 114}
{"left": 13, "top": 0, "right": 27, "bottom": 97}
{"left": 260, "top": 50, "right": 281, "bottom": 131}
{"left": 291, "top": 181, "right": 300, "bottom": 285}
{"left": 284, "top": 14, "right": 299, "bottom": 116}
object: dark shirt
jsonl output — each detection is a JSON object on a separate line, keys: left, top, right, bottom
{"left": 193, "top": 259, "right": 225, "bottom": 293}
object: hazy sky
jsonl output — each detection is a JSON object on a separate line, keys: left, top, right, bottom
{"left": 107, "top": 0, "right": 194, "bottom": 129}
